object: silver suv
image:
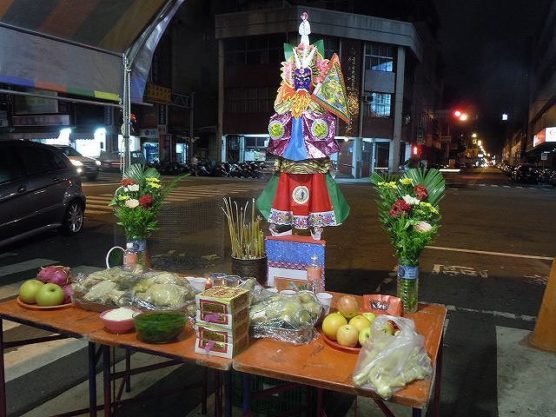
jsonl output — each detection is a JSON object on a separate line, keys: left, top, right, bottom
{"left": 0, "top": 140, "right": 86, "bottom": 247}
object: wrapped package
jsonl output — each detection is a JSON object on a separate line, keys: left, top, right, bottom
{"left": 249, "top": 290, "right": 322, "bottom": 344}
{"left": 72, "top": 267, "right": 196, "bottom": 316}
{"left": 352, "top": 315, "right": 432, "bottom": 399}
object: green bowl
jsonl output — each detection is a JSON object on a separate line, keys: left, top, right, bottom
{"left": 133, "top": 311, "right": 187, "bottom": 343}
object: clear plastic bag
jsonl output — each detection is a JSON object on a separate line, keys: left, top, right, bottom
{"left": 352, "top": 315, "right": 432, "bottom": 399}
{"left": 71, "top": 266, "right": 196, "bottom": 316}
{"left": 249, "top": 290, "right": 323, "bottom": 344}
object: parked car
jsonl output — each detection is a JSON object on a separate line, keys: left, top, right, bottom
{"left": 0, "top": 140, "right": 86, "bottom": 247}
{"left": 98, "top": 150, "right": 146, "bottom": 171}
{"left": 54, "top": 145, "right": 101, "bottom": 180}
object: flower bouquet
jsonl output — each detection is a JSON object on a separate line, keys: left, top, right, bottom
{"left": 110, "top": 164, "right": 182, "bottom": 265}
{"left": 370, "top": 168, "right": 445, "bottom": 312}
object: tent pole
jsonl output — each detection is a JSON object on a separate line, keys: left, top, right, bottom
{"left": 122, "top": 54, "right": 131, "bottom": 176}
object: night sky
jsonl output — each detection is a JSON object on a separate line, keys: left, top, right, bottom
{"left": 433, "top": 0, "right": 552, "bottom": 154}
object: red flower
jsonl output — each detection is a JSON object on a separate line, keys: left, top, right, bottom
{"left": 139, "top": 194, "right": 153, "bottom": 208}
{"left": 121, "top": 178, "right": 136, "bottom": 187}
{"left": 389, "top": 199, "right": 411, "bottom": 218}
{"left": 414, "top": 184, "right": 428, "bottom": 200}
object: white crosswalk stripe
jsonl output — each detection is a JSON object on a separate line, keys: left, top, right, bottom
{"left": 85, "top": 183, "right": 264, "bottom": 215}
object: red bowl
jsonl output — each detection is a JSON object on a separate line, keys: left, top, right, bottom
{"left": 100, "top": 308, "right": 137, "bottom": 333}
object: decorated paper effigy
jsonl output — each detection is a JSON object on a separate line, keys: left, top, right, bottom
{"left": 256, "top": 12, "right": 351, "bottom": 240}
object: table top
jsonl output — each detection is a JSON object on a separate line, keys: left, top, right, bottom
{"left": 232, "top": 295, "right": 447, "bottom": 409}
{"left": 0, "top": 299, "right": 232, "bottom": 371}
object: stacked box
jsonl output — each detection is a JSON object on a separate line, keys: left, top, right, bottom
{"left": 194, "top": 286, "right": 250, "bottom": 358}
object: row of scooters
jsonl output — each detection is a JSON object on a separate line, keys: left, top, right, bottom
{"left": 147, "top": 160, "right": 267, "bottom": 178}
{"left": 499, "top": 162, "right": 556, "bottom": 185}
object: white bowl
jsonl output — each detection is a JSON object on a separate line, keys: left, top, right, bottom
{"left": 186, "top": 277, "right": 207, "bottom": 292}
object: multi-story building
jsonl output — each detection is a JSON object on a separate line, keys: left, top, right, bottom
{"left": 215, "top": 1, "right": 443, "bottom": 177}
{"left": 526, "top": 2, "right": 556, "bottom": 167}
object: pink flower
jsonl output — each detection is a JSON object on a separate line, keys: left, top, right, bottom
{"left": 414, "top": 184, "right": 428, "bottom": 200}
{"left": 125, "top": 199, "right": 139, "bottom": 208}
{"left": 414, "top": 221, "right": 432, "bottom": 233}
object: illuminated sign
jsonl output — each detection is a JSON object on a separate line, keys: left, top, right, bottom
{"left": 533, "top": 127, "right": 556, "bottom": 147}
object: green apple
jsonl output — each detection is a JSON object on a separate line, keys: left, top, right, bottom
{"left": 348, "top": 314, "right": 371, "bottom": 332}
{"left": 358, "top": 327, "right": 371, "bottom": 346}
{"left": 362, "top": 312, "right": 376, "bottom": 325}
{"left": 18, "top": 279, "right": 44, "bottom": 304}
{"left": 35, "top": 283, "right": 65, "bottom": 306}
{"left": 336, "top": 324, "right": 359, "bottom": 347}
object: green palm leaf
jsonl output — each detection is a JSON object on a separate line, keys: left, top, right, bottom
{"left": 403, "top": 168, "right": 445, "bottom": 205}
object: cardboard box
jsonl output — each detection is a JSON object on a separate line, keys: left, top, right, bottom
{"left": 195, "top": 320, "right": 249, "bottom": 344}
{"left": 195, "top": 306, "right": 249, "bottom": 329}
{"left": 194, "top": 333, "right": 249, "bottom": 359}
{"left": 265, "top": 235, "right": 325, "bottom": 287}
{"left": 196, "top": 287, "right": 250, "bottom": 318}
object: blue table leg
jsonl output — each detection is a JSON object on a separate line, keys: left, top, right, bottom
{"left": 88, "top": 343, "right": 97, "bottom": 417}
{"left": 225, "top": 371, "right": 232, "bottom": 417}
{"left": 242, "top": 373, "right": 251, "bottom": 417}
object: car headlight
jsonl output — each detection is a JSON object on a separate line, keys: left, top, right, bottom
{"left": 95, "top": 160, "right": 101, "bottom": 166}
{"left": 71, "top": 160, "right": 83, "bottom": 167}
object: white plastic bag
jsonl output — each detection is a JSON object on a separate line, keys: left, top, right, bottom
{"left": 352, "top": 315, "right": 432, "bottom": 399}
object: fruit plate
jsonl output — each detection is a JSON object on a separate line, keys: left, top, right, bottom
{"left": 320, "top": 331, "right": 361, "bottom": 353}
{"left": 17, "top": 297, "right": 73, "bottom": 310}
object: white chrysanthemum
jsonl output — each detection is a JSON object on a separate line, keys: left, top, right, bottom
{"left": 126, "top": 184, "right": 139, "bottom": 192}
{"left": 402, "top": 195, "right": 420, "bottom": 205}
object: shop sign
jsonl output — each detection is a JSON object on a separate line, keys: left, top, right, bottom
{"left": 158, "top": 104, "right": 167, "bottom": 126}
{"left": 145, "top": 83, "right": 172, "bottom": 104}
{"left": 12, "top": 114, "right": 70, "bottom": 126}
{"left": 140, "top": 128, "right": 159, "bottom": 138}
{"left": 157, "top": 125, "right": 167, "bottom": 134}
{"left": 533, "top": 127, "right": 556, "bottom": 147}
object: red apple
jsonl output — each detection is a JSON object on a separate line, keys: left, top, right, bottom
{"left": 35, "top": 283, "right": 65, "bottom": 306}
{"left": 336, "top": 324, "right": 359, "bottom": 347}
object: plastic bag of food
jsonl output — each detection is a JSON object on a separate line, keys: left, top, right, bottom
{"left": 352, "top": 315, "right": 432, "bottom": 399}
{"left": 238, "top": 278, "right": 276, "bottom": 306}
{"left": 249, "top": 290, "right": 323, "bottom": 344}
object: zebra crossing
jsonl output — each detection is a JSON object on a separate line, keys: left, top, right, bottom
{"left": 85, "top": 182, "right": 265, "bottom": 216}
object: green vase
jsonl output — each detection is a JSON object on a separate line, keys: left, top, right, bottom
{"left": 397, "top": 264, "right": 419, "bottom": 313}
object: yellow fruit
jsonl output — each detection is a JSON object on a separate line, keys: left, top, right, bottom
{"left": 348, "top": 315, "right": 371, "bottom": 332}
{"left": 322, "top": 312, "right": 347, "bottom": 341}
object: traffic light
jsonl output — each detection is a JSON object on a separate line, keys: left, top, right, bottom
{"left": 412, "top": 144, "right": 421, "bottom": 158}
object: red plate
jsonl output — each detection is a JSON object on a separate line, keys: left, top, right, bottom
{"left": 17, "top": 297, "right": 73, "bottom": 310}
{"left": 320, "top": 331, "right": 361, "bottom": 353}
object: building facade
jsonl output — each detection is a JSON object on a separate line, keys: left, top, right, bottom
{"left": 215, "top": 2, "right": 442, "bottom": 177}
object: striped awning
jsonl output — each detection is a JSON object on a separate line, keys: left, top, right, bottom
{"left": 0, "top": 0, "right": 184, "bottom": 103}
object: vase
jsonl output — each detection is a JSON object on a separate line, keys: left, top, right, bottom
{"left": 127, "top": 237, "right": 151, "bottom": 269}
{"left": 397, "top": 264, "right": 419, "bottom": 313}
{"left": 231, "top": 256, "right": 268, "bottom": 287}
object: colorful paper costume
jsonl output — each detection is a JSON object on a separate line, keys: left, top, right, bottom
{"left": 256, "top": 13, "right": 351, "bottom": 239}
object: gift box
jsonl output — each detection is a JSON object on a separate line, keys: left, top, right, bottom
{"left": 195, "top": 306, "right": 249, "bottom": 329}
{"left": 265, "top": 235, "right": 325, "bottom": 287}
{"left": 195, "top": 287, "right": 250, "bottom": 318}
{"left": 195, "top": 320, "right": 250, "bottom": 345}
{"left": 194, "top": 333, "right": 249, "bottom": 359}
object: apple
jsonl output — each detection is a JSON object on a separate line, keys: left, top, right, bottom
{"left": 336, "top": 324, "right": 359, "bottom": 347}
{"left": 18, "top": 279, "right": 44, "bottom": 304}
{"left": 348, "top": 314, "right": 371, "bottom": 332}
{"left": 358, "top": 327, "right": 372, "bottom": 346}
{"left": 35, "top": 283, "right": 65, "bottom": 306}
{"left": 362, "top": 312, "right": 376, "bottom": 325}
{"left": 321, "top": 312, "right": 347, "bottom": 341}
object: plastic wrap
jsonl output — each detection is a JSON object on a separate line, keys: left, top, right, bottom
{"left": 238, "top": 278, "right": 276, "bottom": 306}
{"left": 249, "top": 290, "right": 323, "bottom": 344}
{"left": 72, "top": 266, "right": 197, "bottom": 316}
{"left": 352, "top": 315, "right": 432, "bottom": 399}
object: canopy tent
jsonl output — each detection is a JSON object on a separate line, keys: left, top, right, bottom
{"left": 0, "top": 0, "right": 185, "bottom": 169}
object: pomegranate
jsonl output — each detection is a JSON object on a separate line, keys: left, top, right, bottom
{"left": 336, "top": 295, "right": 359, "bottom": 319}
